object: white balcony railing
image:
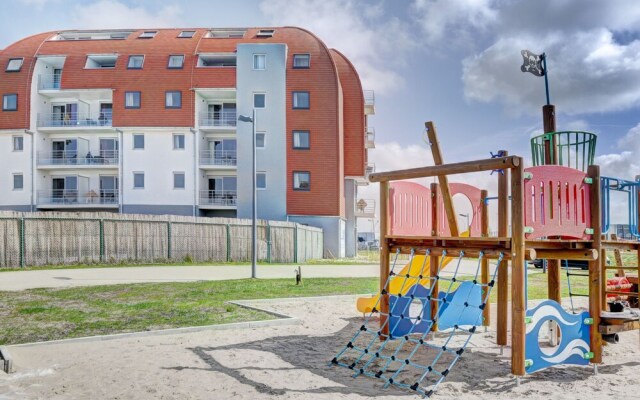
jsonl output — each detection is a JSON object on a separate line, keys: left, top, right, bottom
{"left": 199, "top": 150, "right": 237, "bottom": 166}
{"left": 38, "top": 73, "right": 63, "bottom": 90}
{"left": 199, "top": 111, "right": 237, "bottom": 128}
{"left": 37, "top": 112, "right": 112, "bottom": 128}
{"left": 199, "top": 190, "right": 237, "bottom": 206}
{"left": 364, "top": 90, "right": 375, "bottom": 106}
{"left": 37, "top": 150, "right": 119, "bottom": 166}
{"left": 355, "top": 198, "right": 376, "bottom": 217}
{"left": 365, "top": 127, "right": 375, "bottom": 149}
{"left": 366, "top": 162, "right": 376, "bottom": 176}
{"left": 37, "top": 189, "right": 119, "bottom": 206}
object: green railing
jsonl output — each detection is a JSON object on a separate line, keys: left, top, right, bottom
{"left": 531, "top": 131, "right": 597, "bottom": 171}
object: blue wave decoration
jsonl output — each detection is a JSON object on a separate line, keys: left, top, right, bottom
{"left": 388, "top": 281, "right": 484, "bottom": 337}
{"left": 525, "top": 300, "right": 591, "bottom": 374}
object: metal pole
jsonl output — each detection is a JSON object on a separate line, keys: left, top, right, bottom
{"left": 542, "top": 53, "right": 550, "bottom": 105}
{"left": 252, "top": 108, "right": 257, "bottom": 279}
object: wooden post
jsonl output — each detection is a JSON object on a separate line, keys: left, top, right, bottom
{"left": 542, "top": 105, "right": 557, "bottom": 164}
{"left": 425, "top": 121, "right": 459, "bottom": 237}
{"left": 379, "top": 181, "right": 390, "bottom": 339}
{"left": 481, "top": 190, "right": 490, "bottom": 327}
{"left": 430, "top": 183, "right": 440, "bottom": 331}
{"left": 510, "top": 157, "right": 526, "bottom": 376}
{"left": 497, "top": 150, "right": 509, "bottom": 346}
{"left": 587, "top": 165, "right": 603, "bottom": 364}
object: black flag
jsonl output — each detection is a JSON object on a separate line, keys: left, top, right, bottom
{"left": 520, "top": 50, "right": 545, "bottom": 76}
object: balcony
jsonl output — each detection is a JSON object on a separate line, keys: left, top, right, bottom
{"left": 36, "top": 189, "right": 119, "bottom": 209}
{"left": 355, "top": 198, "right": 376, "bottom": 218}
{"left": 365, "top": 127, "right": 375, "bottom": 149}
{"left": 199, "top": 190, "right": 237, "bottom": 209}
{"left": 37, "top": 150, "right": 119, "bottom": 169}
{"left": 37, "top": 112, "right": 113, "bottom": 132}
{"left": 364, "top": 90, "right": 375, "bottom": 115}
{"left": 38, "top": 73, "right": 62, "bottom": 91}
{"left": 199, "top": 111, "right": 237, "bottom": 130}
{"left": 366, "top": 162, "right": 376, "bottom": 177}
{"left": 199, "top": 150, "right": 237, "bottom": 169}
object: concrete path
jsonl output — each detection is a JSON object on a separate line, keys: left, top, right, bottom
{"left": 0, "top": 259, "right": 535, "bottom": 291}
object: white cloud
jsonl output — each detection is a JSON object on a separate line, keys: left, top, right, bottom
{"left": 70, "top": 0, "right": 183, "bottom": 29}
{"left": 462, "top": 29, "right": 640, "bottom": 115}
{"left": 412, "top": 0, "right": 498, "bottom": 45}
{"left": 456, "top": 0, "right": 640, "bottom": 115}
{"left": 260, "top": 0, "right": 413, "bottom": 94}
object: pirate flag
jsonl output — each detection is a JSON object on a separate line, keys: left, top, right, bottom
{"left": 520, "top": 50, "right": 545, "bottom": 76}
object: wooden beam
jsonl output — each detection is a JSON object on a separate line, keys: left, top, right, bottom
{"left": 497, "top": 150, "right": 509, "bottom": 347}
{"left": 535, "top": 249, "right": 599, "bottom": 261}
{"left": 547, "top": 259, "right": 562, "bottom": 304}
{"left": 510, "top": 157, "right": 526, "bottom": 376}
{"left": 425, "top": 121, "right": 459, "bottom": 237}
{"left": 388, "top": 246, "right": 535, "bottom": 260}
{"left": 481, "top": 190, "right": 490, "bottom": 327}
{"left": 369, "top": 156, "right": 520, "bottom": 183}
{"left": 587, "top": 165, "right": 603, "bottom": 364}
{"left": 430, "top": 182, "right": 439, "bottom": 332}
{"left": 379, "top": 181, "right": 390, "bottom": 340}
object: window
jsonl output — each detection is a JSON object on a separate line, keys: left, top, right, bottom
{"left": 125, "top": 91, "right": 141, "bottom": 109}
{"left": 198, "top": 53, "right": 236, "bottom": 67}
{"left": 293, "top": 54, "right": 310, "bottom": 69}
{"left": 293, "top": 92, "right": 310, "bottom": 109}
{"left": 127, "top": 55, "right": 144, "bottom": 69}
{"left": 53, "top": 31, "right": 133, "bottom": 41}
{"left": 206, "top": 29, "right": 246, "bottom": 38}
{"left": 167, "top": 55, "right": 185, "bottom": 69}
{"left": 12, "top": 136, "right": 23, "bottom": 151}
{"left": 173, "top": 172, "right": 185, "bottom": 189}
{"left": 173, "top": 134, "right": 185, "bottom": 150}
{"left": 3, "top": 94, "right": 17, "bottom": 111}
{"left": 293, "top": 171, "right": 311, "bottom": 191}
{"left": 139, "top": 31, "right": 157, "bottom": 39}
{"left": 256, "top": 132, "right": 266, "bottom": 148}
{"left": 85, "top": 54, "right": 117, "bottom": 69}
{"left": 133, "top": 172, "right": 145, "bottom": 189}
{"left": 165, "top": 91, "right": 182, "bottom": 109}
{"left": 133, "top": 134, "right": 145, "bottom": 149}
{"left": 178, "top": 31, "right": 195, "bottom": 38}
{"left": 293, "top": 131, "right": 310, "bottom": 149}
{"left": 253, "top": 54, "right": 266, "bottom": 70}
{"left": 13, "top": 174, "right": 23, "bottom": 190}
{"left": 6, "top": 58, "right": 23, "bottom": 72}
{"left": 254, "top": 93, "right": 266, "bottom": 108}
{"left": 256, "top": 29, "right": 275, "bottom": 38}
{"left": 256, "top": 172, "right": 267, "bottom": 189}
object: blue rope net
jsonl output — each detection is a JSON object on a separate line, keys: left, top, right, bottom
{"left": 331, "top": 249, "right": 502, "bottom": 397}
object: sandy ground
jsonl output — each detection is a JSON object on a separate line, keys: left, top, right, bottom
{"left": 0, "top": 259, "right": 500, "bottom": 291}
{"left": 1, "top": 295, "right": 638, "bottom": 400}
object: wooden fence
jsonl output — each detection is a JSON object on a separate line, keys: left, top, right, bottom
{"left": 0, "top": 211, "right": 323, "bottom": 268}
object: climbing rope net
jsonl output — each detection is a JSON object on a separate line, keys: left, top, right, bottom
{"left": 331, "top": 249, "right": 503, "bottom": 397}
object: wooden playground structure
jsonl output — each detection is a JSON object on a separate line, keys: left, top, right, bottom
{"left": 333, "top": 120, "right": 640, "bottom": 396}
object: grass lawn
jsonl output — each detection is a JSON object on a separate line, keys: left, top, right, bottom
{"left": 0, "top": 278, "right": 378, "bottom": 345}
{"left": 0, "top": 267, "right": 602, "bottom": 346}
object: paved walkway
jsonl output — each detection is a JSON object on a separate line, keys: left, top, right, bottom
{"left": 0, "top": 258, "right": 527, "bottom": 291}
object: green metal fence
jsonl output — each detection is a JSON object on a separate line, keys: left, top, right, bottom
{"left": 0, "top": 212, "right": 323, "bottom": 268}
{"left": 530, "top": 131, "right": 597, "bottom": 171}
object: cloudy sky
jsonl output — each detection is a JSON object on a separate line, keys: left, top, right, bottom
{"left": 2, "top": 0, "right": 639, "bottom": 230}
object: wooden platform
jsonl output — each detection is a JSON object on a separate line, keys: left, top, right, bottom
{"left": 599, "top": 309, "right": 640, "bottom": 334}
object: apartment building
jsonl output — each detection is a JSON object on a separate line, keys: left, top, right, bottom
{"left": 0, "top": 27, "right": 375, "bottom": 257}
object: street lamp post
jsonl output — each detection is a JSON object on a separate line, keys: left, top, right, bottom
{"left": 238, "top": 110, "right": 257, "bottom": 279}
{"left": 459, "top": 213, "right": 470, "bottom": 230}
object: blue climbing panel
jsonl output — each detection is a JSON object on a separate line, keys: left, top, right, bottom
{"left": 524, "top": 300, "right": 592, "bottom": 374}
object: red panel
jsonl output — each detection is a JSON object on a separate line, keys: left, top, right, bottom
{"left": 389, "top": 182, "right": 484, "bottom": 237}
{"left": 523, "top": 166, "right": 592, "bottom": 240}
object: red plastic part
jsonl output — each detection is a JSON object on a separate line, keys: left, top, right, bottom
{"left": 523, "top": 166, "right": 592, "bottom": 240}
{"left": 388, "top": 182, "right": 483, "bottom": 237}
{"left": 606, "top": 277, "right": 632, "bottom": 298}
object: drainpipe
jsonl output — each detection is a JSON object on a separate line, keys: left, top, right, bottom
{"left": 24, "top": 130, "right": 35, "bottom": 212}
{"left": 114, "top": 128, "right": 124, "bottom": 214}
{"left": 190, "top": 128, "right": 198, "bottom": 217}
